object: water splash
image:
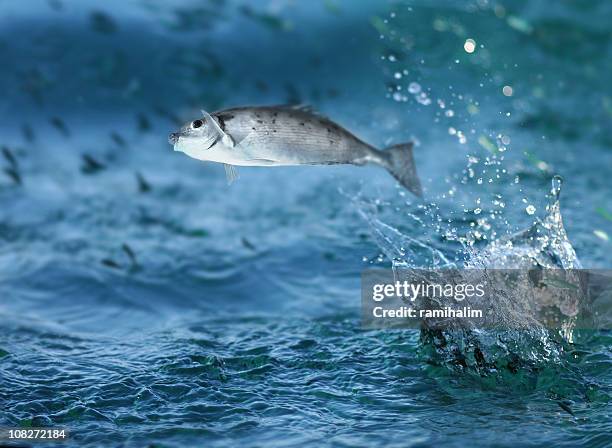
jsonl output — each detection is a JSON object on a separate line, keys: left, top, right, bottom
{"left": 473, "top": 176, "right": 580, "bottom": 270}
{"left": 358, "top": 176, "right": 586, "bottom": 375}
{"left": 357, "top": 209, "right": 453, "bottom": 270}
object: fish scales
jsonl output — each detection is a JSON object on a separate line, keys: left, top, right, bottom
{"left": 216, "top": 107, "right": 372, "bottom": 165}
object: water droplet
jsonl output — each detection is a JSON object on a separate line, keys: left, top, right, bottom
{"left": 464, "top": 38, "right": 476, "bottom": 53}
{"left": 408, "top": 82, "right": 421, "bottom": 94}
{"left": 416, "top": 92, "right": 431, "bottom": 105}
{"left": 551, "top": 175, "right": 563, "bottom": 196}
{"left": 537, "top": 161, "right": 549, "bottom": 171}
{"left": 526, "top": 205, "right": 536, "bottom": 215}
{"left": 474, "top": 208, "right": 482, "bottom": 215}
{"left": 502, "top": 85, "right": 513, "bottom": 96}
{"left": 394, "top": 72, "right": 402, "bottom": 79}
{"left": 445, "top": 109, "right": 454, "bottom": 117}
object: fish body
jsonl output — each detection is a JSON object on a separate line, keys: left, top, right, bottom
{"left": 169, "top": 105, "right": 422, "bottom": 196}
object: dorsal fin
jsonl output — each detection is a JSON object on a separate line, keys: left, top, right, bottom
{"left": 272, "top": 104, "right": 324, "bottom": 118}
{"left": 289, "top": 104, "right": 314, "bottom": 113}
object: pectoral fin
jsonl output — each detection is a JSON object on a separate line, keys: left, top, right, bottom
{"left": 224, "top": 164, "right": 239, "bottom": 185}
{"left": 202, "top": 109, "right": 235, "bottom": 148}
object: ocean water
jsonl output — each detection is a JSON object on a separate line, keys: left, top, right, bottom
{"left": 1, "top": 1, "right": 611, "bottom": 447}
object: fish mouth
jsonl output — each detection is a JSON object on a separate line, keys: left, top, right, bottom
{"left": 168, "top": 132, "right": 180, "bottom": 145}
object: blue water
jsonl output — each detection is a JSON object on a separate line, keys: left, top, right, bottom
{"left": 1, "top": 1, "right": 611, "bottom": 447}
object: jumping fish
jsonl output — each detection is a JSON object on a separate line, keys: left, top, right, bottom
{"left": 168, "top": 105, "right": 422, "bottom": 196}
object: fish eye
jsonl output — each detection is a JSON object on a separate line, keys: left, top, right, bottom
{"left": 191, "top": 119, "right": 203, "bottom": 129}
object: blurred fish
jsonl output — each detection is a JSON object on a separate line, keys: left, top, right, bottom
{"left": 2, "top": 146, "right": 17, "bottom": 169}
{"left": 557, "top": 401, "right": 575, "bottom": 416}
{"left": 81, "top": 154, "right": 106, "bottom": 174}
{"left": 3, "top": 167, "right": 21, "bottom": 185}
{"left": 50, "top": 117, "right": 70, "bottom": 137}
{"left": 101, "top": 244, "right": 138, "bottom": 271}
{"left": 110, "top": 132, "right": 126, "bottom": 148}
{"left": 240, "top": 6, "right": 291, "bottom": 31}
{"left": 135, "top": 171, "right": 151, "bottom": 193}
{"left": 90, "top": 10, "right": 117, "bottom": 34}
{"left": 122, "top": 244, "right": 138, "bottom": 269}
{"left": 1, "top": 146, "right": 21, "bottom": 184}
{"left": 241, "top": 237, "right": 256, "bottom": 250}
{"left": 169, "top": 6, "right": 222, "bottom": 32}
{"left": 101, "top": 258, "right": 120, "bottom": 269}
{"left": 137, "top": 113, "right": 151, "bottom": 132}
{"left": 169, "top": 105, "right": 422, "bottom": 196}
{"left": 48, "top": 0, "right": 62, "bottom": 11}
{"left": 21, "top": 124, "right": 35, "bottom": 142}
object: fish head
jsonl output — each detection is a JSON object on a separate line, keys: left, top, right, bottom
{"left": 169, "top": 112, "right": 220, "bottom": 161}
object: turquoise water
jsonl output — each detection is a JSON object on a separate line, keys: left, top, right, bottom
{"left": 1, "top": 1, "right": 611, "bottom": 446}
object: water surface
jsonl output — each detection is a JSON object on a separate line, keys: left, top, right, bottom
{"left": 1, "top": 1, "right": 611, "bottom": 447}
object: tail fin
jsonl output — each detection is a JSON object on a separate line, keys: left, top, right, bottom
{"left": 383, "top": 142, "right": 422, "bottom": 197}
